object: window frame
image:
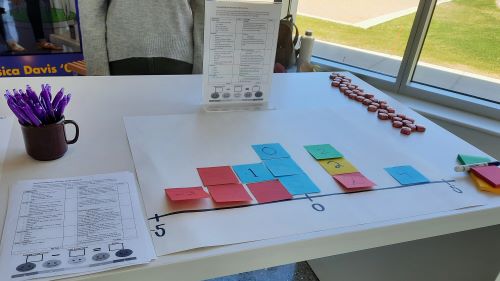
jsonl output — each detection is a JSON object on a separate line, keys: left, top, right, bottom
{"left": 303, "top": 0, "right": 500, "bottom": 120}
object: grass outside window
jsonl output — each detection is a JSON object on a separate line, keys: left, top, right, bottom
{"left": 296, "top": 0, "right": 500, "bottom": 79}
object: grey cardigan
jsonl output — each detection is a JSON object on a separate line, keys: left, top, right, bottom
{"left": 79, "top": 0, "right": 204, "bottom": 75}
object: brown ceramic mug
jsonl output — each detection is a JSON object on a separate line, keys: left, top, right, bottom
{"left": 20, "top": 117, "right": 79, "bottom": 161}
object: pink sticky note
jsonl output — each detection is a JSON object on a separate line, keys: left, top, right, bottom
{"left": 333, "top": 172, "right": 375, "bottom": 191}
{"left": 247, "top": 180, "right": 293, "bottom": 203}
{"left": 471, "top": 166, "right": 500, "bottom": 187}
{"left": 197, "top": 166, "right": 239, "bottom": 186}
{"left": 165, "top": 187, "right": 210, "bottom": 201}
{"left": 207, "top": 184, "right": 252, "bottom": 203}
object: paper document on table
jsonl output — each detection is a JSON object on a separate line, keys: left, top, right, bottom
{"left": 0, "top": 117, "right": 13, "bottom": 181}
{"left": 0, "top": 172, "right": 156, "bottom": 280}
{"left": 202, "top": 0, "right": 281, "bottom": 110}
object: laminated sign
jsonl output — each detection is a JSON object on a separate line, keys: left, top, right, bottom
{"left": 202, "top": 0, "right": 282, "bottom": 111}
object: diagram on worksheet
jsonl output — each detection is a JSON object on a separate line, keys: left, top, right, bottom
{"left": 0, "top": 172, "right": 156, "bottom": 281}
{"left": 124, "top": 108, "right": 482, "bottom": 256}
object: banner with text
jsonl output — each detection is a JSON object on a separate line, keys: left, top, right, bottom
{"left": 0, "top": 0, "right": 83, "bottom": 77}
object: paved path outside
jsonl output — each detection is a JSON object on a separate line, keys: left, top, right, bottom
{"left": 298, "top": 0, "right": 450, "bottom": 28}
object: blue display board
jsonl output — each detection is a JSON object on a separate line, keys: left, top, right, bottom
{"left": 0, "top": 0, "right": 83, "bottom": 77}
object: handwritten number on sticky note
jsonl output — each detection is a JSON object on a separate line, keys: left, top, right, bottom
{"left": 248, "top": 168, "right": 258, "bottom": 177}
{"left": 328, "top": 160, "right": 342, "bottom": 169}
{"left": 262, "top": 147, "right": 277, "bottom": 156}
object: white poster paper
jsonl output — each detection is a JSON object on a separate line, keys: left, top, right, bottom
{"left": 202, "top": 0, "right": 282, "bottom": 110}
{"left": 0, "top": 172, "right": 156, "bottom": 280}
{"left": 124, "top": 109, "right": 483, "bottom": 256}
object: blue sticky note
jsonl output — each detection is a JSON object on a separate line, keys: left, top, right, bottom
{"left": 232, "top": 163, "right": 275, "bottom": 184}
{"left": 252, "top": 143, "right": 290, "bottom": 160}
{"left": 264, "top": 158, "right": 303, "bottom": 177}
{"left": 279, "top": 174, "right": 321, "bottom": 195}
{"left": 385, "top": 165, "right": 430, "bottom": 185}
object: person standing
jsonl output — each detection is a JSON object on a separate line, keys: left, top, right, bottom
{"left": 0, "top": 0, "right": 25, "bottom": 52}
{"left": 24, "top": 0, "right": 63, "bottom": 50}
{"left": 8, "top": 0, "right": 63, "bottom": 50}
{"left": 79, "top": 0, "right": 204, "bottom": 76}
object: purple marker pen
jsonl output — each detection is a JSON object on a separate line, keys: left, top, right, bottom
{"left": 52, "top": 88, "right": 64, "bottom": 108}
{"left": 6, "top": 97, "right": 31, "bottom": 125}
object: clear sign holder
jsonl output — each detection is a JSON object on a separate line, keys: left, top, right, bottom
{"left": 201, "top": 0, "right": 282, "bottom": 112}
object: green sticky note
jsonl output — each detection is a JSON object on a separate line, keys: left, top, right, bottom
{"left": 457, "top": 154, "right": 490, "bottom": 165}
{"left": 304, "top": 144, "right": 343, "bottom": 160}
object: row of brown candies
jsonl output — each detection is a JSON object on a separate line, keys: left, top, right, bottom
{"left": 329, "top": 72, "right": 426, "bottom": 136}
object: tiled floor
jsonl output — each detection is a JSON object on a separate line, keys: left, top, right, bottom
{"left": 206, "top": 262, "right": 319, "bottom": 281}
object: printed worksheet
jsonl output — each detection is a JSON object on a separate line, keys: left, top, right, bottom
{"left": 0, "top": 172, "right": 155, "bottom": 280}
{"left": 202, "top": 0, "right": 281, "bottom": 110}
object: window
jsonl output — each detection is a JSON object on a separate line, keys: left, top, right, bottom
{"left": 295, "top": 0, "right": 500, "bottom": 119}
{"left": 296, "top": 0, "right": 418, "bottom": 77}
{"left": 412, "top": 0, "right": 500, "bottom": 103}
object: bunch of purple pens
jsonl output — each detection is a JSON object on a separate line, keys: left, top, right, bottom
{"left": 4, "top": 84, "right": 71, "bottom": 127}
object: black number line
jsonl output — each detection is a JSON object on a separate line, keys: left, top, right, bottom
{"left": 148, "top": 180, "right": 457, "bottom": 221}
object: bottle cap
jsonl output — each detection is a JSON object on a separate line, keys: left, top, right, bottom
{"left": 305, "top": 30, "right": 313, "bottom": 36}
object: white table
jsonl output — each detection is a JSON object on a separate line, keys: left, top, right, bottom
{"left": 1, "top": 73, "right": 499, "bottom": 281}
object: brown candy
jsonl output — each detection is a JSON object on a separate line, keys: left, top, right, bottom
{"left": 400, "top": 127, "right": 412, "bottom": 135}
{"left": 397, "top": 113, "right": 406, "bottom": 119}
{"left": 363, "top": 99, "right": 372, "bottom": 106}
{"left": 356, "top": 96, "right": 365, "bottom": 102}
{"left": 402, "top": 120, "right": 413, "bottom": 126}
{"left": 392, "top": 121, "right": 403, "bottom": 128}
{"left": 378, "top": 109, "right": 388, "bottom": 114}
{"left": 331, "top": 81, "right": 340, "bottom": 87}
{"left": 367, "top": 105, "right": 378, "bottom": 112}
{"left": 392, "top": 117, "right": 403, "bottom": 122}
{"left": 379, "top": 103, "right": 388, "bottom": 109}
{"left": 348, "top": 93, "right": 357, "bottom": 100}
{"left": 370, "top": 103, "right": 380, "bottom": 108}
{"left": 348, "top": 85, "right": 357, "bottom": 90}
{"left": 405, "top": 117, "right": 415, "bottom": 123}
{"left": 364, "top": 93, "right": 374, "bottom": 99}
{"left": 378, "top": 113, "right": 389, "bottom": 120}
{"left": 416, "top": 125, "right": 426, "bottom": 132}
{"left": 388, "top": 113, "right": 397, "bottom": 119}
{"left": 340, "top": 87, "right": 348, "bottom": 93}
{"left": 387, "top": 107, "right": 395, "bottom": 113}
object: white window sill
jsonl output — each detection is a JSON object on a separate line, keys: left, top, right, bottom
{"left": 386, "top": 91, "right": 500, "bottom": 137}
